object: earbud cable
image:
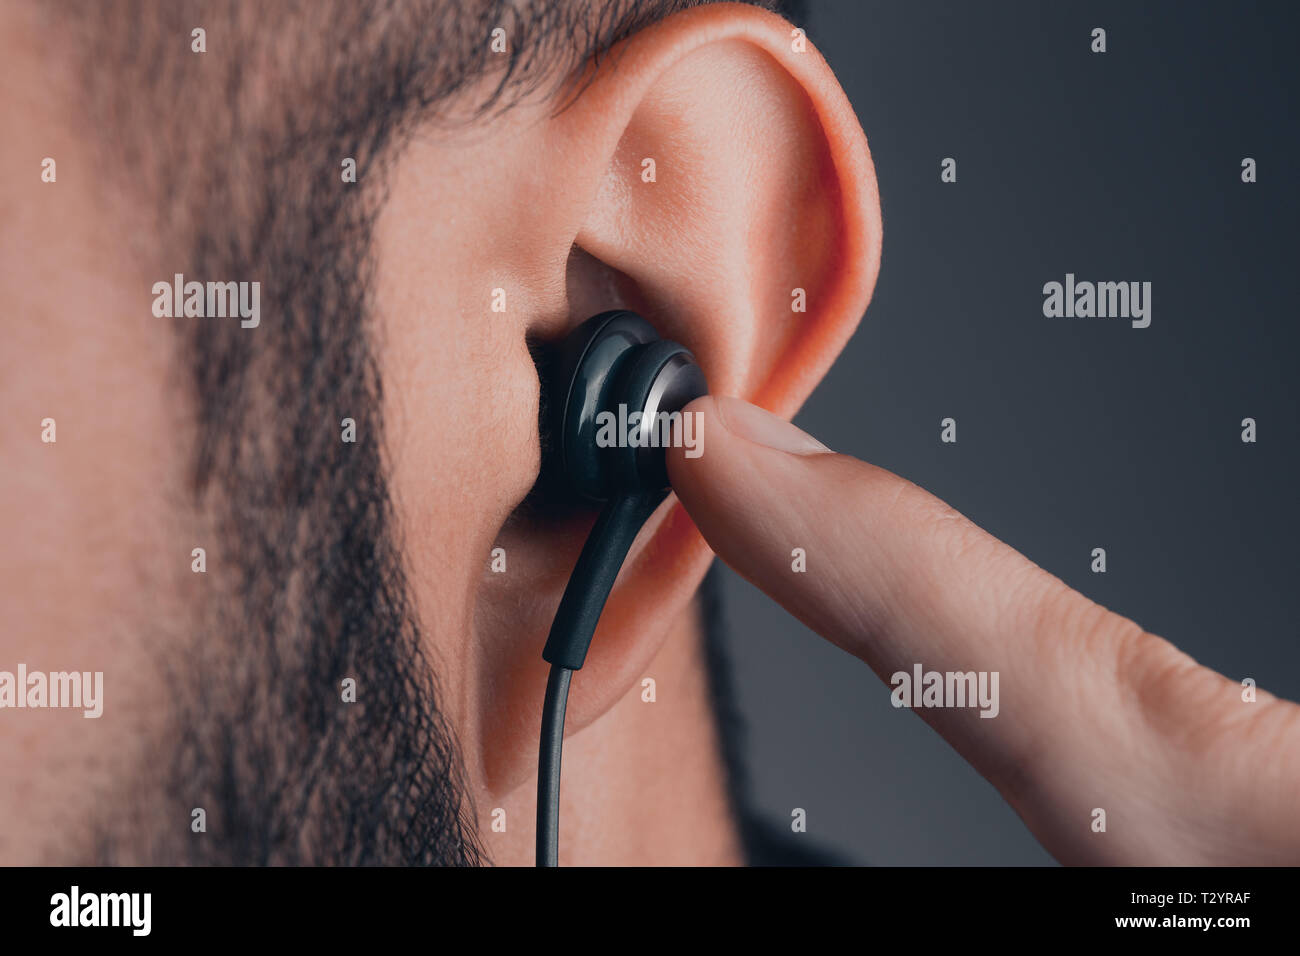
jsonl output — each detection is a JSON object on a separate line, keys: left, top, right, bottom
{"left": 536, "top": 664, "right": 572, "bottom": 867}
{"left": 536, "top": 489, "right": 665, "bottom": 866}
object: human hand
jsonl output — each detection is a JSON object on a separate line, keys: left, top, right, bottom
{"left": 668, "top": 395, "right": 1299, "bottom": 865}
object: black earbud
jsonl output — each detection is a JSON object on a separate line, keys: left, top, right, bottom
{"left": 548, "top": 310, "right": 708, "bottom": 501}
{"left": 536, "top": 310, "right": 707, "bottom": 866}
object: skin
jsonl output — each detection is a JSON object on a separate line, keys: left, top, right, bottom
{"left": 668, "top": 396, "right": 1300, "bottom": 864}
{"left": 0, "top": 2, "right": 873, "bottom": 865}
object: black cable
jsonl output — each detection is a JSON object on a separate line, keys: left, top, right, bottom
{"left": 536, "top": 664, "right": 572, "bottom": 867}
{"left": 535, "top": 490, "right": 664, "bottom": 866}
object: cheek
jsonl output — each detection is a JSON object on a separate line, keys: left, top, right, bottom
{"left": 371, "top": 172, "right": 544, "bottom": 725}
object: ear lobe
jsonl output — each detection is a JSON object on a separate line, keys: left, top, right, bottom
{"left": 475, "top": 4, "right": 879, "bottom": 809}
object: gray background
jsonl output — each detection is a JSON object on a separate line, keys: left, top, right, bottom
{"left": 720, "top": 0, "right": 1299, "bottom": 865}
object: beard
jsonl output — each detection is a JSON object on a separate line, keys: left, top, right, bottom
{"left": 74, "top": 5, "right": 484, "bottom": 865}
{"left": 94, "top": 169, "right": 482, "bottom": 866}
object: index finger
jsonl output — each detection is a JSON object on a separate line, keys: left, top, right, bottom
{"left": 667, "top": 394, "right": 1300, "bottom": 864}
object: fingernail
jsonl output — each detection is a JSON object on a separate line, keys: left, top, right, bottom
{"left": 713, "top": 395, "right": 832, "bottom": 455}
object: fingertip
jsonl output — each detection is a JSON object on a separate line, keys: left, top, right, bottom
{"left": 665, "top": 394, "right": 717, "bottom": 486}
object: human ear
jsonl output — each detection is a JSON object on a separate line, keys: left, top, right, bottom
{"left": 416, "top": 2, "right": 882, "bottom": 811}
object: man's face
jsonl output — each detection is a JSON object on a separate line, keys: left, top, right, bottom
{"left": 3, "top": 0, "right": 524, "bottom": 864}
{"left": 0, "top": 0, "right": 878, "bottom": 864}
